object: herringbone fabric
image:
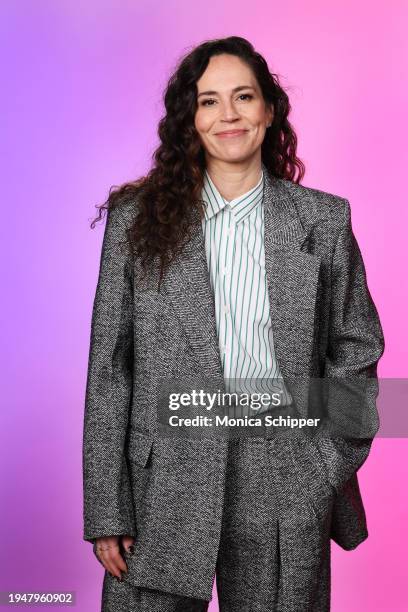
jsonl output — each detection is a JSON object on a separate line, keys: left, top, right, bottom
{"left": 83, "top": 168, "right": 385, "bottom": 607}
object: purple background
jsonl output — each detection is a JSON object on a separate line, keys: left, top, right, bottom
{"left": 1, "top": 1, "right": 407, "bottom": 610}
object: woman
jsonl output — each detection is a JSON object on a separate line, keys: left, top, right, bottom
{"left": 83, "top": 36, "right": 384, "bottom": 611}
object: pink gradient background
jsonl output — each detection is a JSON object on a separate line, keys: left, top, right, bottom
{"left": 1, "top": 1, "right": 407, "bottom": 610}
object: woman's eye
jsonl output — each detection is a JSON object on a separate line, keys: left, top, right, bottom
{"left": 200, "top": 94, "right": 253, "bottom": 107}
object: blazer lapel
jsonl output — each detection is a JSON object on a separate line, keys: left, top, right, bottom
{"left": 262, "top": 172, "right": 322, "bottom": 378}
{"left": 161, "top": 208, "right": 226, "bottom": 388}
{"left": 161, "top": 168, "right": 322, "bottom": 384}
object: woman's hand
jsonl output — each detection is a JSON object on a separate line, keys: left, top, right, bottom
{"left": 94, "top": 535, "right": 135, "bottom": 580}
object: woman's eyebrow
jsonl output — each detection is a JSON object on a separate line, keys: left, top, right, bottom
{"left": 197, "top": 85, "right": 255, "bottom": 98}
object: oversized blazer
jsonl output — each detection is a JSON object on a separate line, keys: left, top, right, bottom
{"left": 82, "top": 168, "right": 385, "bottom": 601}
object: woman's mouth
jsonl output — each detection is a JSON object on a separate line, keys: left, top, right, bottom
{"left": 215, "top": 129, "right": 248, "bottom": 138}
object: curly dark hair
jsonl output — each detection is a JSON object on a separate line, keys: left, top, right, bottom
{"left": 90, "top": 36, "right": 305, "bottom": 289}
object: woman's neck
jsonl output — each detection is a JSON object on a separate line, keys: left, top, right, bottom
{"left": 205, "top": 159, "right": 263, "bottom": 202}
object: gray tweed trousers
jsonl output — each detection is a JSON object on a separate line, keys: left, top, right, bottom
{"left": 101, "top": 438, "right": 333, "bottom": 612}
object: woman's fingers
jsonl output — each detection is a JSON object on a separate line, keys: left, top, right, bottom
{"left": 104, "top": 546, "right": 128, "bottom": 580}
{"left": 121, "top": 534, "right": 136, "bottom": 553}
{"left": 94, "top": 537, "right": 129, "bottom": 580}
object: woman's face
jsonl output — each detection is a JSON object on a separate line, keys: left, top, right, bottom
{"left": 194, "top": 53, "right": 273, "bottom": 165}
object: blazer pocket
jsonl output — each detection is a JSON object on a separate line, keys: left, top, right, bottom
{"left": 289, "top": 438, "right": 335, "bottom": 523}
{"left": 126, "top": 430, "right": 156, "bottom": 534}
{"left": 127, "top": 430, "right": 154, "bottom": 468}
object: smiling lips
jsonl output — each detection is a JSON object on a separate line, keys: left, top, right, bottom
{"left": 215, "top": 129, "right": 248, "bottom": 138}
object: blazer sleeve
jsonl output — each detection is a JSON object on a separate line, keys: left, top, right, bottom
{"left": 315, "top": 198, "right": 385, "bottom": 493}
{"left": 82, "top": 203, "right": 136, "bottom": 544}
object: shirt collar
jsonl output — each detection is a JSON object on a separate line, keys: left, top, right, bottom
{"left": 201, "top": 166, "right": 264, "bottom": 224}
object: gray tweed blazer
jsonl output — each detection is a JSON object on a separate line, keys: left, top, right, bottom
{"left": 82, "top": 169, "right": 384, "bottom": 600}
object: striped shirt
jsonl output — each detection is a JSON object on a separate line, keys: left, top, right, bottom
{"left": 200, "top": 166, "right": 292, "bottom": 409}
